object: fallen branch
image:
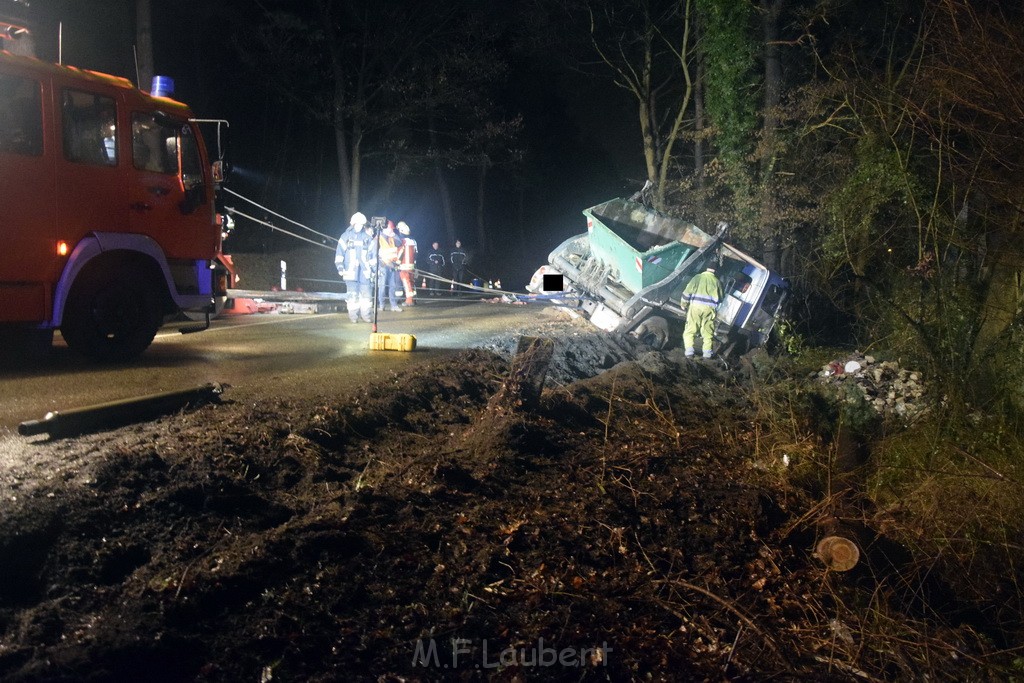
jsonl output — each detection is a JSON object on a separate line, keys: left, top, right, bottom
{"left": 652, "top": 577, "right": 786, "bottom": 663}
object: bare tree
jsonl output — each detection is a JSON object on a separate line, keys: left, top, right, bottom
{"left": 134, "top": 0, "right": 153, "bottom": 90}
{"left": 582, "top": 0, "right": 696, "bottom": 208}
{"left": 240, "top": 0, "right": 519, "bottom": 235}
{"left": 240, "top": 1, "right": 448, "bottom": 217}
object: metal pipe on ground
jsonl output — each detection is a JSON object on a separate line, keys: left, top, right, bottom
{"left": 18, "top": 383, "right": 227, "bottom": 438}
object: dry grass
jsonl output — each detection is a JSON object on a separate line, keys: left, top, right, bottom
{"left": 737, "top": 350, "right": 1024, "bottom": 675}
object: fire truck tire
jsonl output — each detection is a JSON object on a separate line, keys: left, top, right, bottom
{"left": 632, "top": 316, "right": 670, "bottom": 350}
{"left": 62, "top": 270, "right": 162, "bottom": 362}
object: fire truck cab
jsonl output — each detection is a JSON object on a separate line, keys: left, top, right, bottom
{"left": 0, "top": 51, "right": 228, "bottom": 361}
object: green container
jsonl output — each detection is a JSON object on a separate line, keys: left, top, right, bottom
{"left": 583, "top": 198, "right": 712, "bottom": 293}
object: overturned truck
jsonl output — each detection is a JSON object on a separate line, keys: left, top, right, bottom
{"left": 533, "top": 193, "right": 788, "bottom": 356}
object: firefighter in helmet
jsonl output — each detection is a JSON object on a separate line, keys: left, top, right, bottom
{"left": 681, "top": 264, "right": 723, "bottom": 358}
{"left": 396, "top": 221, "right": 417, "bottom": 306}
{"left": 335, "top": 211, "right": 376, "bottom": 323}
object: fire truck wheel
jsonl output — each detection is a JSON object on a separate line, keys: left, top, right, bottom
{"left": 62, "top": 271, "right": 162, "bottom": 362}
{"left": 632, "top": 316, "right": 669, "bottom": 350}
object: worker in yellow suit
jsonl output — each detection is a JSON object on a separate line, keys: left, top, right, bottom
{"left": 681, "top": 265, "right": 723, "bottom": 358}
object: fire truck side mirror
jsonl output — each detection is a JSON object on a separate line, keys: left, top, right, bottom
{"left": 211, "top": 160, "right": 225, "bottom": 183}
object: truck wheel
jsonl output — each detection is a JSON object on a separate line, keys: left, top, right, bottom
{"left": 719, "top": 333, "right": 751, "bottom": 360}
{"left": 632, "top": 316, "right": 670, "bottom": 350}
{"left": 62, "top": 270, "right": 161, "bottom": 362}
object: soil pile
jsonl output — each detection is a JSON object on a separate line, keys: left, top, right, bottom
{"left": 0, "top": 336, "right": 1014, "bottom": 680}
{"left": 475, "top": 306, "right": 645, "bottom": 387}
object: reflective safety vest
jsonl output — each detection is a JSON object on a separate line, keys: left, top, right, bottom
{"left": 682, "top": 269, "right": 723, "bottom": 309}
{"left": 399, "top": 237, "right": 417, "bottom": 271}
{"left": 336, "top": 226, "right": 373, "bottom": 282}
{"left": 378, "top": 233, "right": 401, "bottom": 267}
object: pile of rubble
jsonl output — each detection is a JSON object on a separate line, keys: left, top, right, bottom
{"left": 818, "top": 353, "right": 928, "bottom": 421}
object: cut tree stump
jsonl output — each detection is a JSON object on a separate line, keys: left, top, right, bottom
{"left": 458, "top": 337, "right": 555, "bottom": 467}
{"left": 488, "top": 336, "right": 554, "bottom": 412}
{"left": 816, "top": 535, "right": 860, "bottom": 572}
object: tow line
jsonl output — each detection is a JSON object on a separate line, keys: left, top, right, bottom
{"left": 222, "top": 188, "right": 571, "bottom": 306}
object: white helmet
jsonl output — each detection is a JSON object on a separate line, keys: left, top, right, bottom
{"left": 397, "top": 221, "right": 410, "bottom": 235}
{"left": 350, "top": 211, "right": 367, "bottom": 227}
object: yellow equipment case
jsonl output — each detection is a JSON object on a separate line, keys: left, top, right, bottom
{"left": 369, "top": 332, "right": 416, "bottom": 352}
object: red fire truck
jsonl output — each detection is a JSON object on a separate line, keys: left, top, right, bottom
{"left": 0, "top": 49, "right": 230, "bottom": 361}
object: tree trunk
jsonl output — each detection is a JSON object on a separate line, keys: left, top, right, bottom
{"left": 379, "top": 159, "right": 410, "bottom": 207}
{"left": 349, "top": 123, "right": 362, "bottom": 215}
{"left": 655, "top": 0, "right": 694, "bottom": 208}
{"left": 974, "top": 252, "right": 1023, "bottom": 358}
{"left": 429, "top": 116, "right": 457, "bottom": 243}
{"left": 135, "top": 0, "right": 154, "bottom": 90}
{"left": 435, "top": 166, "right": 457, "bottom": 245}
{"left": 259, "top": 99, "right": 276, "bottom": 202}
{"left": 319, "top": 0, "right": 356, "bottom": 217}
{"left": 760, "top": 0, "right": 783, "bottom": 150}
{"left": 270, "top": 104, "right": 294, "bottom": 234}
{"left": 639, "top": 34, "right": 658, "bottom": 193}
{"left": 332, "top": 83, "right": 356, "bottom": 217}
{"left": 516, "top": 185, "right": 526, "bottom": 245}
{"left": 476, "top": 159, "right": 489, "bottom": 255}
{"left": 759, "top": 0, "right": 784, "bottom": 269}
{"left": 314, "top": 134, "right": 326, "bottom": 227}
{"left": 695, "top": 60, "right": 705, "bottom": 181}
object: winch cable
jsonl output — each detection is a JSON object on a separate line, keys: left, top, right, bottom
{"left": 416, "top": 271, "right": 586, "bottom": 303}
{"left": 222, "top": 187, "right": 338, "bottom": 245}
{"left": 224, "top": 198, "right": 470, "bottom": 289}
{"left": 223, "top": 204, "right": 456, "bottom": 296}
{"left": 223, "top": 188, "right": 567, "bottom": 302}
{"left": 225, "top": 206, "right": 334, "bottom": 251}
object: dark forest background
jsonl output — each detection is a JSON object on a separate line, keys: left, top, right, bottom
{"left": 11, "top": 0, "right": 1024, "bottom": 424}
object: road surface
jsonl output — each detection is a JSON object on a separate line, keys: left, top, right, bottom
{"left": 0, "top": 300, "right": 546, "bottom": 435}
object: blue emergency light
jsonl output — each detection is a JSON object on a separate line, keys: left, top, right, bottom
{"left": 150, "top": 75, "right": 174, "bottom": 98}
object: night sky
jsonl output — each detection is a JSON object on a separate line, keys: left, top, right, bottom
{"left": 18, "top": 0, "right": 644, "bottom": 285}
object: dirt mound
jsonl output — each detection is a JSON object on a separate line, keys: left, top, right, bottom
{"left": 0, "top": 347, "right": 1011, "bottom": 681}
{"left": 474, "top": 306, "right": 645, "bottom": 386}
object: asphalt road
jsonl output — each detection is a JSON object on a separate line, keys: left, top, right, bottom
{"left": 0, "top": 299, "right": 540, "bottom": 435}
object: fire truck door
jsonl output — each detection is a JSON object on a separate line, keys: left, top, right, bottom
{"left": 128, "top": 113, "right": 212, "bottom": 259}
{"left": 0, "top": 69, "right": 54, "bottom": 322}
{"left": 54, "top": 85, "right": 129, "bottom": 250}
